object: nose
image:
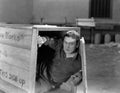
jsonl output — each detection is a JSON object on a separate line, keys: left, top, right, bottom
{"left": 66, "top": 43, "right": 70, "bottom": 49}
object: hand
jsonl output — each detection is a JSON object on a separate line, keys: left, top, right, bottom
{"left": 71, "top": 72, "right": 82, "bottom": 86}
{"left": 66, "top": 72, "right": 82, "bottom": 86}
{"left": 37, "top": 36, "right": 47, "bottom": 47}
{"left": 60, "top": 82, "right": 73, "bottom": 91}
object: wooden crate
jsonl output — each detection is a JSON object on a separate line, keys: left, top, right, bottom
{"left": 0, "top": 24, "right": 37, "bottom": 93}
{"left": 0, "top": 24, "right": 81, "bottom": 93}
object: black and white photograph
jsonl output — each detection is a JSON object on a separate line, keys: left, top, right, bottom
{"left": 0, "top": 0, "right": 120, "bottom": 93}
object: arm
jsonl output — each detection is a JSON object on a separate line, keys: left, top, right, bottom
{"left": 69, "top": 70, "right": 82, "bottom": 86}
{"left": 60, "top": 70, "right": 82, "bottom": 91}
{"left": 37, "top": 36, "right": 59, "bottom": 49}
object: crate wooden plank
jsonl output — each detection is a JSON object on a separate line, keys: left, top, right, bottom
{"left": 0, "top": 78, "right": 27, "bottom": 93}
{"left": 0, "top": 26, "right": 34, "bottom": 93}
{"left": 0, "top": 44, "right": 31, "bottom": 70}
{"left": 29, "top": 29, "right": 38, "bottom": 93}
{"left": 0, "top": 60, "right": 29, "bottom": 92}
{"left": 0, "top": 27, "right": 32, "bottom": 50}
{"left": 34, "top": 25, "right": 80, "bottom": 32}
{"left": 80, "top": 37, "right": 88, "bottom": 93}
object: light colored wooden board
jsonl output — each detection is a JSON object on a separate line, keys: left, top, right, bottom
{"left": 34, "top": 26, "right": 80, "bottom": 32}
{"left": 0, "top": 43, "right": 31, "bottom": 70}
{"left": 0, "top": 26, "right": 34, "bottom": 93}
{"left": 0, "top": 78, "right": 27, "bottom": 93}
{"left": 29, "top": 29, "right": 38, "bottom": 93}
{"left": 80, "top": 37, "right": 88, "bottom": 93}
{"left": 0, "top": 27, "right": 32, "bottom": 50}
{"left": 0, "top": 60, "right": 29, "bottom": 92}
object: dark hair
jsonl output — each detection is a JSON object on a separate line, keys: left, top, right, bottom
{"left": 62, "top": 30, "right": 80, "bottom": 52}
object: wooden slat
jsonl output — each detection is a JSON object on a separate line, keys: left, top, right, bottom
{"left": 0, "top": 27, "right": 32, "bottom": 50}
{"left": 0, "top": 26, "right": 34, "bottom": 93}
{"left": 0, "top": 78, "right": 27, "bottom": 93}
{"left": 34, "top": 26, "right": 80, "bottom": 32}
{"left": 0, "top": 44, "right": 31, "bottom": 70}
{"left": 80, "top": 37, "right": 88, "bottom": 93}
{"left": 29, "top": 29, "right": 38, "bottom": 93}
{"left": 0, "top": 60, "right": 29, "bottom": 92}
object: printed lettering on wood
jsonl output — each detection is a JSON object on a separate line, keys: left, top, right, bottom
{"left": 0, "top": 26, "right": 33, "bottom": 93}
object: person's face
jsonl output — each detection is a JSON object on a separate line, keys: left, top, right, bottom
{"left": 63, "top": 36, "right": 77, "bottom": 54}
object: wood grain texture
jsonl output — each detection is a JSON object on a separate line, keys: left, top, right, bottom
{"left": 29, "top": 28, "right": 38, "bottom": 93}
{"left": 0, "top": 44, "right": 31, "bottom": 70}
{"left": 0, "top": 26, "right": 33, "bottom": 93}
{"left": 0, "top": 27, "right": 32, "bottom": 50}
{"left": 0, "top": 60, "right": 29, "bottom": 92}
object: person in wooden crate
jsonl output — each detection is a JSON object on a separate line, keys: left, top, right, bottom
{"left": 37, "top": 30, "right": 82, "bottom": 93}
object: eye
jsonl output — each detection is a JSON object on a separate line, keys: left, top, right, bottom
{"left": 71, "top": 42, "right": 74, "bottom": 45}
{"left": 64, "top": 41, "right": 68, "bottom": 45}
{"left": 70, "top": 42, "right": 76, "bottom": 46}
{"left": 75, "top": 75, "right": 79, "bottom": 77}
